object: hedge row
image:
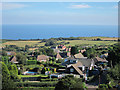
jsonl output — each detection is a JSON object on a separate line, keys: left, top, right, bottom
{"left": 27, "top": 60, "right": 37, "bottom": 65}
{"left": 41, "top": 78, "right": 58, "bottom": 82}
{"left": 16, "top": 81, "right": 58, "bottom": 87}
{"left": 17, "top": 87, "right": 55, "bottom": 90}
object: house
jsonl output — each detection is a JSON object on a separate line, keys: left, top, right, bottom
{"left": 65, "top": 62, "right": 84, "bottom": 77}
{"left": 80, "top": 49, "right": 86, "bottom": 53}
{"left": 77, "top": 58, "right": 95, "bottom": 70}
{"left": 7, "top": 51, "right": 16, "bottom": 56}
{"left": 10, "top": 56, "right": 18, "bottom": 64}
{"left": 74, "top": 53, "right": 84, "bottom": 59}
{"left": 58, "top": 45, "right": 66, "bottom": 50}
{"left": 37, "top": 55, "right": 49, "bottom": 62}
{"left": 54, "top": 49, "right": 60, "bottom": 53}
{"left": 56, "top": 53, "right": 62, "bottom": 60}
{"left": 67, "top": 52, "right": 71, "bottom": 57}
{"left": 100, "top": 53, "right": 108, "bottom": 58}
{"left": 94, "top": 56, "right": 108, "bottom": 64}
{"left": 65, "top": 48, "right": 71, "bottom": 52}
{"left": 62, "top": 57, "right": 77, "bottom": 66}
{"left": 62, "top": 57, "right": 95, "bottom": 70}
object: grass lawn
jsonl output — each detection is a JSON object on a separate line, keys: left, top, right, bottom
{"left": 18, "top": 74, "right": 48, "bottom": 78}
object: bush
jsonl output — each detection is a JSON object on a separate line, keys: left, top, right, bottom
{"left": 99, "top": 84, "right": 108, "bottom": 89}
{"left": 27, "top": 60, "right": 37, "bottom": 65}
{"left": 16, "top": 81, "right": 58, "bottom": 87}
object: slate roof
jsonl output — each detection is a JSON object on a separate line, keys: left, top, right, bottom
{"left": 77, "top": 58, "right": 93, "bottom": 68}
{"left": 71, "top": 62, "right": 83, "bottom": 75}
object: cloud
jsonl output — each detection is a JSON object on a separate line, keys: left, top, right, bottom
{"left": 69, "top": 4, "right": 91, "bottom": 9}
{"left": 2, "top": 3, "right": 27, "bottom": 10}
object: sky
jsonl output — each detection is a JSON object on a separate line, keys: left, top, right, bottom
{"left": 2, "top": 2, "right": 118, "bottom": 25}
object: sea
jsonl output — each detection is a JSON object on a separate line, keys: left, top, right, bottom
{"left": 2, "top": 24, "right": 118, "bottom": 40}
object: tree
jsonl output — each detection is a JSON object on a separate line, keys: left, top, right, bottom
{"left": 55, "top": 75, "right": 85, "bottom": 90}
{"left": 8, "top": 64, "right": 19, "bottom": 82}
{"left": 1, "top": 62, "right": 16, "bottom": 89}
{"left": 2, "top": 50, "right": 7, "bottom": 56}
{"left": 107, "top": 64, "right": 120, "bottom": 87}
{"left": 70, "top": 46, "right": 78, "bottom": 56}
{"left": 83, "top": 48, "right": 96, "bottom": 58}
{"left": 45, "top": 40, "right": 57, "bottom": 46}
{"left": 16, "top": 53, "right": 27, "bottom": 65}
{"left": 107, "top": 44, "right": 120, "bottom": 67}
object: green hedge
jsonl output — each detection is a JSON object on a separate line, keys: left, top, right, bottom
{"left": 27, "top": 60, "right": 37, "bottom": 65}
{"left": 17, "top": 87, "right": 55, "bottom": 90}
{"left": 41, "top": 78, "right": 58, "bottom": 82}
{"left": 16, "top": 81, "right": 58, "bottom": 87}
{"left": 99, "top": 84, "right": 108, "bottom": 89}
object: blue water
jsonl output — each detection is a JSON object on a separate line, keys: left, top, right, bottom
{"left": 2, "top": 24, "right": 118, "bottom": 40}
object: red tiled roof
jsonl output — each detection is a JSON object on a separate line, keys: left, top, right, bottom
{"left": 56, "top": 53, "right": 62, "bottom": 59}
{"left": 37, "top": 55, "right": 49, "bottom": 61}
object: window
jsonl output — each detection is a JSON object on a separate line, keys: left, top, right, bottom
{"left": 70, "top": 68, "right": 74, "bottom": 72}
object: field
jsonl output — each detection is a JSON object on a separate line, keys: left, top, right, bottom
{"left": 2, "top": 37, "right": 118, "bottom": 47}
{"left": 63, "top": 40, "right": 117, "bottom": 46}
{"left": 2, "top": 40, "right": 45, "bottom": 47}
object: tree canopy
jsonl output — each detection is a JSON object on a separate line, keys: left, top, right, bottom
{"left": 70, "top": 46, "right": 78, "bottom": 56}
{"left": 55, "top": 75, "right": 86, "bottom": 90}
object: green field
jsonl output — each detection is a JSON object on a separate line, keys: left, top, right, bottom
{"left": 62, "top": 40, "right": 117, "bottom": 46}
{"left": 2, "top": 37, "right": 118, "bottom": 47}
{"left": 2, "top": 40, "right": 45, "bottom": 47}
{"left": 2, "top": 39, "right": 117, "bottom": 48}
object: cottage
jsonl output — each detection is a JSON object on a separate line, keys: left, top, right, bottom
{"left": 77, "top": 58, "right": 95, "bottom": 70}
{"left": 74, "top": 53, "right": 84, "bottom": 59}
{"left": 56, "top": 53, "right": 62, "bottom": 60}
{"left": 37, "top": 55, "right": 49, "bottom": 62}
{"left": 62, "top": 57, "right": 77, "bottom": 66}
{"left": 58, "top": 45, "right": 66, "bottom": 50}
{"left": 66, "top": 62, "right": 84, "bottom": 77}
{"left": 94, "top": 56, "right": 108, "bottom": 64}
{"left": 10, "top": 56, "right": 18, "bottom": 64}
{"left": 7, "top": 51, "right": 16, "bottom": 56}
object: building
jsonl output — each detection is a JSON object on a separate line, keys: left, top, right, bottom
{"left": 66, "top": 61, "right": 84, "bottom": 77}
{"left": 94, "top": 56, "right": 108, "bottom": 64}
{"left": 74, "top": 53, "right": 84, "bottom": 59}
{"left": 56, "top": 53, "right": 62, "bottom": 60}
{"left": 37, "top": 55, "right": 49, "bottom": 62}
{"left": 10, "top": 56, "right": 18, "bottom": 64}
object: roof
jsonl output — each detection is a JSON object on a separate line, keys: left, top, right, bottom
{"left": 56, "top": 53, "right": 62, "bottom": 59}
{"left": 10, "top": 56, "right": 18, "bottom": 63}
{"left": 37, "top": 55, "right": 49, "bottom": 61}
{"left": 54, "top": 49, "right": 60, "bottom": 53}
{"left": 77, "top": 58, "right": 93, "bottom": 68}
{"left": 7, "top": 51, "right": 16, "bottom": 56}
{"left": 94, "top": 57, "right": 108, "bottom": 63}
{"left": 71, "top": 62, "right": 83, "bottom": 75}
{"left": 74, "top": 53, "right": 84, "bottom": 59}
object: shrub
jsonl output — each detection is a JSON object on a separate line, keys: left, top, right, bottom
{"left": 27, "top": 60, "right": 37, "bottom": 65}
